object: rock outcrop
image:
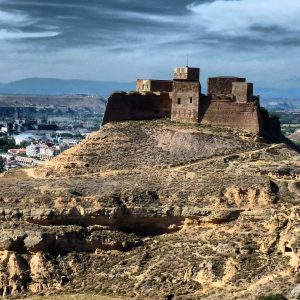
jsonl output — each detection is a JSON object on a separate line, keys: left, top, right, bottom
{"left": 0, "top": 120, "right": 299, "bottom": 299}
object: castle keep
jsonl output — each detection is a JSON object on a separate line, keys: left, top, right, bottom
{"left": 103, "top": 66, "right": 280, "bottom": 134}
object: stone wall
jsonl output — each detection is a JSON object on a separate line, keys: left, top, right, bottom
{"left": 208, "top": 77, "right": 246, "bottom": 96}
{"left": 136, "top": 80, "right": 173, "bottom": 93}
{"left": 102, "top": 92, "right": 172, "bottom": 125}
{"left": 151, "top": 80, "right": 173, "bottom": 93}
{"left": 199, "top": 97, "right": 261, "bottom": 133}
{"left": 171, "top": 81, "right": 200, "bottom": 123}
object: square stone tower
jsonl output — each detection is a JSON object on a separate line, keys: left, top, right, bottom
{"left": 232, "top": 82, "right": 254, "bottom": 103}
{"left": 171, "top": 67, "right": 201, "bottom": 123}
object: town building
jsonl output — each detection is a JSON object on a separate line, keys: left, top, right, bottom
{"left": 39, "top": 144, "right": 61, "bottom": 160}
{"left": 7, "top": 148, "right": 27, "bottom": 155}
{"left": 14, "top": 156, "right": 44, "bottom": 167}
{"left": 25, "top": 142, "right": 73, "bottom": 160}
{"left": 26, "top": 143, "right": 41, "bottom": 157}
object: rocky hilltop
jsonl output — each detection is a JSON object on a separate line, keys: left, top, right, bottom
{"left": 0, "top": 120, "right": 299, "bottom": 299}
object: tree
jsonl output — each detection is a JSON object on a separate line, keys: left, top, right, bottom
{"left": 19, "top": 141, "right": 30, "bottom": 148}
{"left": 0, "top": 156, "right": 5, "bottom": 173}
{"left": 0, "top": 136, "right": 16, "bottom": 152}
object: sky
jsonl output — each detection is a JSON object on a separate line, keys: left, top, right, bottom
{"left": 0, "top": 0, "right": 300, "bottom": 88}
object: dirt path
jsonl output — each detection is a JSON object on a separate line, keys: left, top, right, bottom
{"left": 170, "top": 143, "right": 284, "bottom": 172}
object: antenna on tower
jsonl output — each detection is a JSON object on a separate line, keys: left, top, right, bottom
{"left": 186, "top": 54, "right": 189, "bottom": 67}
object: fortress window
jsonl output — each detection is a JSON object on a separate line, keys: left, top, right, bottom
{"left": 177, "top": 98, "right": 181, "bottom": 104}
{"left": 190, "top": 97, "right": 193, "bottom": 103}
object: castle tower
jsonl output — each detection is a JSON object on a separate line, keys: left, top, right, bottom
{"left": 232, "top": 82, "right": 254, "bottom": 103}
{"left": 171, "top": 67, "right": 201, "bottom": 123}
{"left": 207, "top": 76, "right": 254, "bottom": 103}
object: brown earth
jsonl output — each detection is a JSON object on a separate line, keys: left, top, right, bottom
{"left": 289, "top": 130, "right": 300, "bottom": 142}
{"left": 0, "top": 120, "right": 299, "bottom": 299}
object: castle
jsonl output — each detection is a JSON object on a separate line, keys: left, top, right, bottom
{"left": 103, "top": 67, "right": 280, "bottom": 135}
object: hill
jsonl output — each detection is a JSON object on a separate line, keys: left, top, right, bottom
{"left": 260, "top": 98, "right": 300, "bottom": 111}
{"left": 0, "top": 78, "right": 135, "bottom": 96}
{"left": 0, "top": 78, "right": 300, "bottom": 102}
{"left": 0, "top": 94, "right": 107, "bottom": 110}
{"left": 0, "top": 120, "right": 299, "bottom": 299}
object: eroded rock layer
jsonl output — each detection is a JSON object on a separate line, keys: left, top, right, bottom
{"left": 0, "top": 120, "right": 299, "bottom": 299}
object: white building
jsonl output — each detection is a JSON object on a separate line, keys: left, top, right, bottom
{"left": 39, "top": 145, "right": 60, "bottom": 160}
{"left": 25, "top": 142, "right": 72, "bottom": 161}
{"left": 61, "top": 138, "right": 80, "bottom": 146}
{"left": 0, "top": 126, "right": 8, "bottom": 134}
{"left": 15, "top": 156, "right": 44, "bottom": 167}
{"left": 26, "top": 143, "right": 41, "bottom": 157}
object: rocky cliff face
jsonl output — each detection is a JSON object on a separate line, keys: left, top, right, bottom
{"left": 0, "top": 120, "right": 299, "bottom": 299}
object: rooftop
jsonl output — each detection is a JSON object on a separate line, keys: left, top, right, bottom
{"left": 136, "top": 79, "right": 173, "bottom": 82}
{"left": 209, "top": 76, "right": 246, "bottom": 80}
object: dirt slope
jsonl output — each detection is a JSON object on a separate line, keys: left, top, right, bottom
{"left": 0, "top": 120, "right": 299, "bottom": 300}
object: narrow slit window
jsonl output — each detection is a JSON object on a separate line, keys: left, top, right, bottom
{"left": 177, "top": 98, "right": 181, "bottom": 104}
{"left": 190, "top": 97, "right": 193, "bottom": 103}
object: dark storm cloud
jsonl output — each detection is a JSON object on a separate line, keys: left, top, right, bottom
{"left": 0, "top": 0, "right": 228, "bottom": 51}
{"left": 0, "top": 0, "right": 297, "bottom": 51}
{"left": 0, "top": 0, "right": 299, "bottom": 87}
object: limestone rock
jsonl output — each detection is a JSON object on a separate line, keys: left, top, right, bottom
{"left": 290, "top": 284, "right": 300, "bottom": 299}
{"left": 0, "top": 120, "right": 298, "bottom": 299}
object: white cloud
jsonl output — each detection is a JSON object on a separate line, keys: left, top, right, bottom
{"left": 0, "top": 9, "right": 31, "bottom": 26}
{"left": 0, "top": 29, "right": 60, "bottom": 40}
{"left": 187, "top": 0, "right": 300, "bottom": 37}
{"left": 0, "top": 9, "right": 60, "bottom": 40}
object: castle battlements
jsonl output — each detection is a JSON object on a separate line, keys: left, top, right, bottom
{"left": 103, "top": 66, "right": 281, "bottom": 135}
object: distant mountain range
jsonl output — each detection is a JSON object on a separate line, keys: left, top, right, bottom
{"left": 254, "top": 87, "right": 300, "bottom": 110}
{"left": 259, "top": 98, "right": 300, "bottom": 111}
{"left": 0, "top": 78, "right": 135, "bottom": 96}
{"left": 0, "top": 78, "right": 300, "bottom": 110}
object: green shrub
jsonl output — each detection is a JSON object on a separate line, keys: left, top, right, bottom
{"left": 0, "top": 156, "right": 4, "bottom": 173}
{"left": 69, "top": 189, "right": 83, "bottom": 196}
{"left": 258, "top": 294, "right": 287, "bottom": 300}
{"left": 259, "top": 106, "right": 269, "bottom": 117}
{"left": 270, "top": 113, "right": 280, "bottom": 121}
{"left": 259, "top": 106, "right": 280, "bottom": 123}
{"left": 128, "top": 91, "right": 140, "bottom": 95}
